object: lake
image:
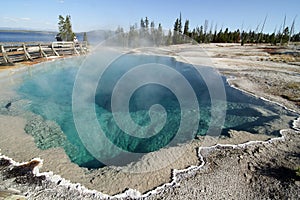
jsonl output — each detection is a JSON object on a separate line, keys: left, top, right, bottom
{"left": 0, "top": 30, "right": 104, "bottom": 44}
{"left": 0, "top": 31, "right": 57, "bottom": 43}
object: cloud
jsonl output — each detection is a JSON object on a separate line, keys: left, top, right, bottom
{"left": 3, "top": 17, "right": 31, "bottom": 23}
{"left": 20, "top": 17, "right": 31, "bottom": 21}
{"left": 58, "top": 0, "right": 64, "bottom": 3}
{"left": 44, "top": 22, "right": 57, "bottom": 29}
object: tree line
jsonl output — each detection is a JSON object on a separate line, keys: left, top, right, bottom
{"left": 57, "top": 14, "right": 300, "bottom": 46}
{"left": 113, "top": 14, "right": 300, "bottom": 47}
{"left": 112, "top": 17, "right": 164, "bottom": 47}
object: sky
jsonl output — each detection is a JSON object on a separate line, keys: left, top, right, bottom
{"left": 0, "top": 0, "right": 299, "bottom": 33}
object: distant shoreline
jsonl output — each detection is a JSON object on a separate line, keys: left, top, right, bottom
{"left": 0, "top": 29, "right": 57, "bottom": 33}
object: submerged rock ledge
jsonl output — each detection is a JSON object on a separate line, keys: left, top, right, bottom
{"left": 0, "top": 126, "right": 299, "bottom": 199}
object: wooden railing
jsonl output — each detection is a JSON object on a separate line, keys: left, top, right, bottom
{"left": 0, "top": 41, "right": 89, "bottom": 65}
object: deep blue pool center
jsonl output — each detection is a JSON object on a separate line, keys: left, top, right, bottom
{"left": 17, "top": 54, "right": 297, "bottom": 169}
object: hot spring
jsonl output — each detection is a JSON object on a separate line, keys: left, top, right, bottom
{"left": 14, "top": 51, "right": 297, "bottom": 169}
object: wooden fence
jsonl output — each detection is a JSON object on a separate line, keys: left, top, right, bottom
{"left": 0, "top": 41, "right": 88, "bottom": 65}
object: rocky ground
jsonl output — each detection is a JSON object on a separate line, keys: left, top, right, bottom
{"left": 147, "top": 43, "right": 300, "bottom": 199}
{"left": 0, "top": 43, "right": 299, "bottom": 199}
{"left": 147, "top": 129, "right": 300, "bottom": 200}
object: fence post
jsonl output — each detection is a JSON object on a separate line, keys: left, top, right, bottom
{"left": 73, "top": 42, "right": 80, "bottom": 55}
{"left": 83, "top": 41, "right": 88, "bottom": 53}
{"left": 0, "top": 45, "right": 13, "bottom": 65}
{"left": 23, "top": 43, "right": 33, "bottom": 61}
{"left": 39, "top": 44, "right": 47, "bottom": 58}
{"left": 51, "top": 42, "right": 60, "bottom": 56}
{"left": 79, "top": 43, "right": 85, "bottom": 55}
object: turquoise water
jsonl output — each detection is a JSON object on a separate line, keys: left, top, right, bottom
{"left": 17, "top": 54, "right": 297, "bottom": 169}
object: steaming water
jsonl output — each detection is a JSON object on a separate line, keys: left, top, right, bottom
{"left": 15, "top": 54, "right": 297, "bottom": 169}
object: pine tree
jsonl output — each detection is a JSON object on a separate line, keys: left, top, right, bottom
{"left": 144, "top": 17, "right": 150, "bottom": 41}
{"left": 212, "top": 30, "right": 217, "bottom": 43}
{"left": 140, "top": 18, "right": 145, "bottom": 29}
{"left": 156, "top": 23, "right": 163, "bottom": 46}
{"left": 166, "top": 29, "right": 173, "bottom": 46}
{"left": 128, "top": 25, "right": 139, "bottom": 47}
{"left": 198, "top": 26, "right": 204, "bottom": 43}
{"left": 269, "top": 32, "right": 276, "bottom": 45}
{"left": 150, "top": 21, "right": 155, "bottom": 44}
{"left": 83, "top": 32, "right": 88, "bottom": 44}
{"left": 241, "top": 31, "right": 246, "bottom": 45}
{"left": 291, "top": 32, "right": 300, "bottom": 42}
{"left": 281, "top": 27, "right": 290, "bottom": 45}
{"left": 115, "top": 26, "right": 125, "bottom": 46}
{"left": 145, "top": 17, "right": 149, "bottom": 32}
{"left": 178, "top": 12, "right": 182, "bottom": 33}
{"left": 217, "top": 29, "right": 223, "bottom": 43}
{"left": 58, "top": 15, "right": 75, "bottom": 41}
{"left": 203, "top": 20, "right": 209, "bottom": 43}
{"left": 58, "top": 15, "right": 65, "bottom": 40}
{"left": 140, "top": 18, "right": 145, "bottom": 38}
{"left": 173, "top": 18, "right": 179, "bottom": 44}
{"left": 224, "top": 28, "right": 229, "bottom": 43}
{"left": 65, "top": 15, "right": 75, "bottom": 41}
{"left": 58, "top": 15, "right": 65, "bottom": 36}
{"left": 172, "top": 13, "right": 184, "bottom": 44}
{"left": 183, "top": 20, "right": 189, "bottom": 36}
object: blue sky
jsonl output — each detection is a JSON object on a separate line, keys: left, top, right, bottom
{"left": 0, "top": 0, "right": 299, "bottom": 33}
